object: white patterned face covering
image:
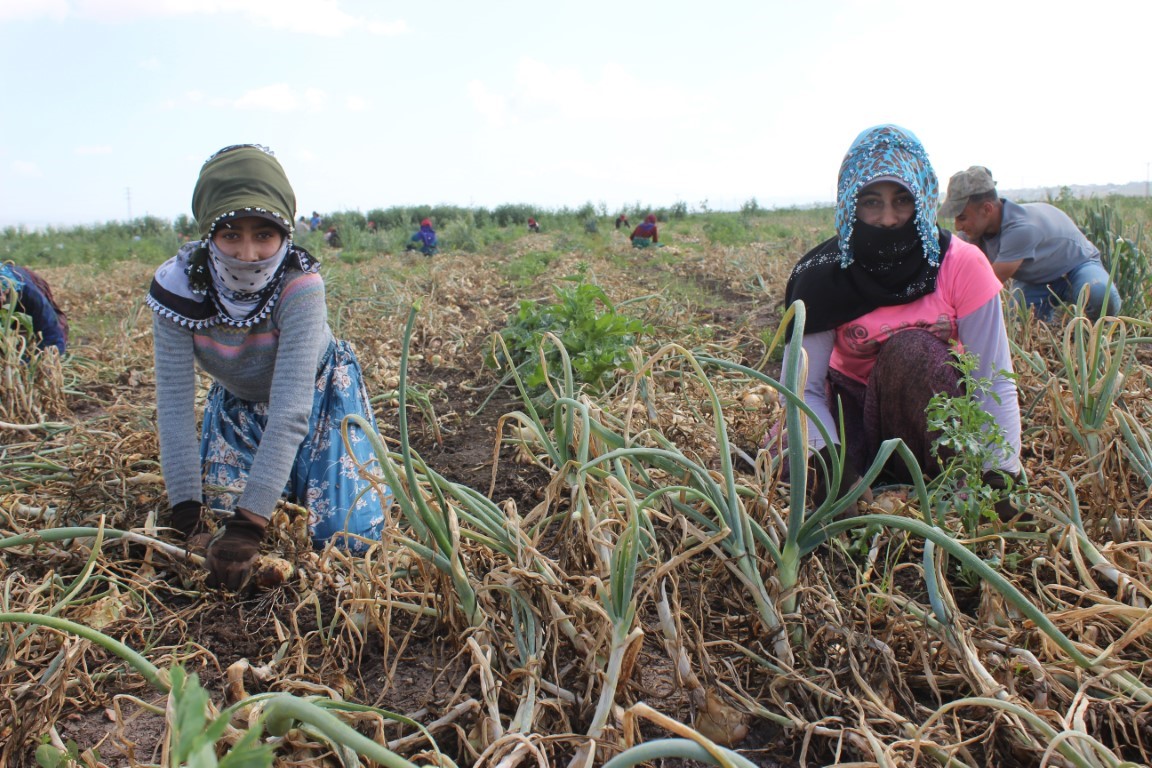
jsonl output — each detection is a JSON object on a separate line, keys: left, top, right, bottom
{"left": 207, "top": 236, "right": 289, "bottom": 319}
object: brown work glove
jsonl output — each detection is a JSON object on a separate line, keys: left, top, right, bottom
{"left": 168, "top": 499, "right": 212, "bottom": 554}
{"left": 808, "top": 444, "right": 869, "bottom": 508}
{"left": 205, "top": 509, "right": 268, "bottom": 591}
{"left": 982, "top": 469, "right": 1025, "bottom": 522}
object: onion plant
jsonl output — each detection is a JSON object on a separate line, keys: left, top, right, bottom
{"left": 583, "top": 501, "right": 644, "bottom": 744}
{"left": 1047, "top": 314, "right": 1132, "bottom": 477}
{"left": 504, "top": 298, "right": 1152, "bottom": 705}
{"left": 0, "top": 613, "right": 441, "bottom": 767}
{"left": 1078, "top": 200, "right": 1150, "bottom": 320}
{"left": 603, "top": 703, "right": 760, "bottom": 768}
{"left": 917, "top": 696, "right": 1142, "bottom": 768}
{"left": 1035, "top": 470, "right": 1151, "bottom": 604}
{"left": 350, "top": 306, "right": 485, "bottom": 627}
{"left": 351, "top": 306, "right": 580, "bottom": 648}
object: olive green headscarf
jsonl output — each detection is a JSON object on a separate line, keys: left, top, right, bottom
{"left": 192, "top": 144, "right": 296, "bottom": 239}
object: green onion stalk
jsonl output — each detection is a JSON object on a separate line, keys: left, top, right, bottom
{"left": 601, "top": 739, "right": 759, "bottom": 768}
{"left": 697, "top": 301, "right": 1152, "bottom": 702}
{"left": 261, "top": 695, "right": 424, "bottom": 768}
{"left": 0, "top": 612, "right": 169, "bottom": 693}
{"left": 349, "top": 305, "right": 481, "bottom": 628}
{"left": 583, "top": 500, "right": 644, "bottom": 741}
{"left": 918, "top": 696, "right": 1140, "bottom": 768}
{"left": 1048, "top": 315, "right": 1131, "bottom": 482}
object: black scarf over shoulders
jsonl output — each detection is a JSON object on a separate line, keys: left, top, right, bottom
{"left": 784, "top": 222, "right": 952, "bottom": 339}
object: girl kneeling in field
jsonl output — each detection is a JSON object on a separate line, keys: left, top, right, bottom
{"left": 781, "top": 124, "right": 1022, "bottom": 517}
{"left": 147, "top": 144, "right": 389, "bottom": 590}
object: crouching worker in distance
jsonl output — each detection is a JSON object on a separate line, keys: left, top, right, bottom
{"left": 147, "top": 144, "right": 390, "bottom": 590}
{"left": 780, "top": 125, "right": 1023, "bottom": 517}
{"left": 0, "top": 261, "right": 68, "bottom": 355}
{"left": 630, "top": 214, "right": 659, "bottom": 248}
{"left": 406, "top": 218, "right": 438, "bottom": 256}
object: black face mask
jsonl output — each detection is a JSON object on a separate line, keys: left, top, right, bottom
{"left": 848, "top": 218, "right": 924, "bottom": 279}
{"left": 784, "top": 224, "right": 951, "bottom": 339}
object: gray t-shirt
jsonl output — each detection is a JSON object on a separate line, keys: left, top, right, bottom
{"left": 980, "top": 199, "right": 1100, "bottom": 285}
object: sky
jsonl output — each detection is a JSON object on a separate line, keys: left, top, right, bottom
{"left": 2, "top": 0, "right": 1150, "bottom": 228}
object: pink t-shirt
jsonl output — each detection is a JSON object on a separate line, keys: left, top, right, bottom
{"left": 830, "top": 238, "right": 1002, "bottom": 384}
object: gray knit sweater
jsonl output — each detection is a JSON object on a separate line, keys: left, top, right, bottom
{"left": 152, "top": 268, "right": 334, "bottom": 518}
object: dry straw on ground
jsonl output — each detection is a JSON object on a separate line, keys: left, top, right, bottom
{"left": 2, "top": 228, "right": 1151, "bottom": 767}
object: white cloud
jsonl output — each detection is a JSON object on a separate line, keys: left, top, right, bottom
{"left": 74, "top": 146, "right": 113, "bottom": 155}
{"left": 365, "top": 19, "right": 409, "bottom": 36}
{"left": 230, "top": 83, "right": 326, "bottom": 112}
{"left": 138, "top": 57, "right": 161, "bottom": 71}
{"left": 346, "top": 95, "right": 368, "bottom": 112}
{"left": 468, "top": 81, "right": 509, "bottom": 128}
{"left": 160, "top": 85, "right": 339, "bottom": 113}
{"left": 0, "top": 0, "right": 68, "bottom": 22}
{"left": 301, "top": 87, "right": 326, "bottom": 111}
{"left": 51, "top": 0, "right": 409, "bottom": 37}
{"left": 161, "top": 90, "right": 206, "bottom": 109}
{"left": 468, "top": 57, "right": 713, "bottom": 159}
{"left": 477, "top": 58, "right": 710, "bottom": 129}
{"left": 13, "top": 161, "right": 42, "bottom": 178}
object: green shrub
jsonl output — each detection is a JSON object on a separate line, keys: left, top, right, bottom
{"left": 489, "top": 272, "right": 651, "bottom": 405}
{"left": 702, "top": 214, "right": 748, "bottom": 246}
{"left": 442, "top": 214, "right": 483, "bottom": 252}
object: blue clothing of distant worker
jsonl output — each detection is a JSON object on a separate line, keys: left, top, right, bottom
{"left": 0, "top": 263, "right": 68, "bottom": 354}
{"left": 407, "top": 219, "right": 438, "bottom": 256}
{"left": 309, "top": 211, "right": 321, "bottom": 231}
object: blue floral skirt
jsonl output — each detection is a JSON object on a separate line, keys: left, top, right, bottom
{"left": 200, "top": 340, "right": 390, "bottom": 552}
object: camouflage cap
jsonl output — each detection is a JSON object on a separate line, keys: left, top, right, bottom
{"left": 939, "top": 166, "right": 996, "bottom": 218}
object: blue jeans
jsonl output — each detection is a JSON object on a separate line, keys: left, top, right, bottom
{"left": 1011, "top": 260, "right": 1121, "bottom": 321}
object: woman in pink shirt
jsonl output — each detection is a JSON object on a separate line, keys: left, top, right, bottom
{"left": 782, "top": 125, "right": 1021, "bottom": 512}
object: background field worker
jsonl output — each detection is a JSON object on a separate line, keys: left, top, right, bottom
{"left": 527, "top": 217, "right": 541, "bottom": 233}
{"left": 147, "top": 143, "right": 390, "bottom": 590}
{"left": 939, "top": 166, "right": 1121, "bottom": 321}
{"left": 780, "top": 124, "right": 1023, "bottom": 519}
{"left": 615, "top": 213, "right": 630, "bottom": 230}
{"left": 0, "top": 261, "right": 68, "bottom": 354}
{"left": 406, "top": 218, "right": 438, "bottom": 256}
{"left": 630, "top": 214, "right": 659, "bottom": 248}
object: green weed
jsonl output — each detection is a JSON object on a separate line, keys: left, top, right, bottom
{"left": 502, "top": 250, "right": 559, "bottom": 287}
{"left": 34, "top": 738, "right": 90, "bottom": 768}
{"left": 926, "top": 348, "right": 1017, "bottom": 536}
{"left": 488, "top": 269, "right": 651, "bottom": 406}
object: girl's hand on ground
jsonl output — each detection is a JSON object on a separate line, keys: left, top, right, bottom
{"left": 205, "top": 508, "right": 268, "bottom": 591}
{"left": 169, "top": 499, "right": 212, "bottom": 554}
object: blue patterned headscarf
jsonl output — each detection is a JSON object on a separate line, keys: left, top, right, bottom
{"left": 784, "top": 124, "right": 951, "bottom": 338}
{"left": 835, "top": 124, "right": 940, "bottom": 268}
